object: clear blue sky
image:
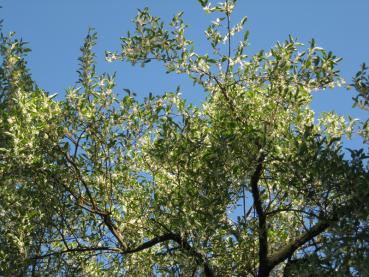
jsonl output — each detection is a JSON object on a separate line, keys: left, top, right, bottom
{"left": 2, "top": 1, "right": 368, "bottom": 124}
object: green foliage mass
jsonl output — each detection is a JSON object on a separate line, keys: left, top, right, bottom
{"left": 1, "top": 1, "right": 368, "bottom": 276}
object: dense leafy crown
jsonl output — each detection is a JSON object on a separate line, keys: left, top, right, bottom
{"left": 0, "top": 1, "right": 368, "bottom": 276}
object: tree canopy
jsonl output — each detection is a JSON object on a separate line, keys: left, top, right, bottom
{"left": 1, "top": 1, "right": 368, "bottom": 276}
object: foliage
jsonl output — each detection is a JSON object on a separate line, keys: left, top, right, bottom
{"left": 1, "top": 1, "right": 368, "bottom": 276}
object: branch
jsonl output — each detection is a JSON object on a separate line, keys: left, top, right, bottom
{"left": 32, "top": 246, "right": 121, "bottom": 260}
{"left": 121, "top": 233, "right": 177, "bottom": 254}
{"left": 240, "top": 150, "right": 282, "bottom": 277}
{"left": 266, "top": 208, "right": 320, "bottom": 219}
{"left": 225, "top": 0, "right": 232, "bottom": 77}
{"left": 126, "top": 231, "right": 215, "bottom": 277}
{"left": 102, "top": 214, "right": 128, "bottom": 249}
{"left": 31, "top": 232, "right": 214, "bottom": 276}
{"left": 172, "top": 234, "right": 215, "bottom": 277}
{"left": 73, "top": 128, "right": 87, "bottom": 159}
{"left": 264, "top": 163, "right": 368, "bottom": 271}
{"left": 250, "top": 152, "right": 268, "bottom": 276}
{"left": 41, "top": 169, "right": 106, "bottom": 216}
{"left": 268, "top": 220, "right": 330, "bottom": 268}
{"left": 64, "top": 150, "right": 98, "bottom": 212}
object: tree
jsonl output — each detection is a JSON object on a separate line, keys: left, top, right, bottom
{"left": 1, "top": 1, "right": 368, "bottom": 276}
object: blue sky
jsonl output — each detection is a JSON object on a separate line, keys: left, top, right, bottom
{"left": 2, "top": 0, "right": 369, "bottom": 122}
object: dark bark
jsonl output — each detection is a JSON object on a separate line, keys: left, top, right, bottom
{"left": 249, "top": 153, "right": 269, "bottom": 277}
{"left": 268, "top": 220, "right": 330, "bottom": 269}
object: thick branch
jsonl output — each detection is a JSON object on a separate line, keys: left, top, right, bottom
{"left": 250, "top": 152, "right": 268, "bottom": 276}
{"left": 122, "top": 233, "right": 177, "bottom": 254}
{"left": 126, "top": 231, "right": 215, "bottom": 277}
{"left": 268, "top": 220, "right": 330, "bottom": 268}
{"left": 102, "top": 214, "right": 128, "bottom": 249}
{"left": 265, "top": 174, "right": 366, "bottom": 272}
{"left": 171, "top": 234, "right": 215, "bottom": 277}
